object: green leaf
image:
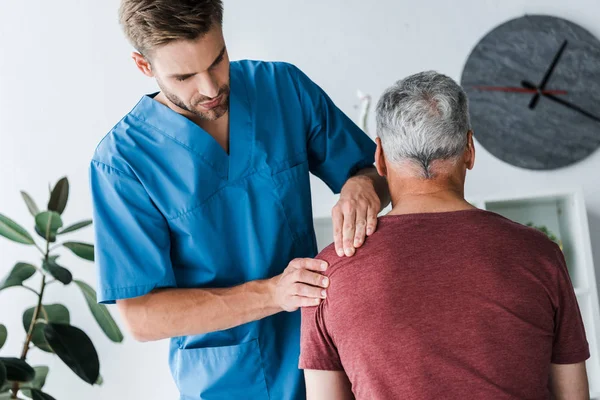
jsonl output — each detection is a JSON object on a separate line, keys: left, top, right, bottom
{"left": 58, "top": 220, "right": 92, "bottom": 235}
{"left": 43, "top": 323, "right": 100, "bottom": 385}
{"left": 47, "top": 177, "right": 69, "bottom": 215}
{"left": 42, "top": 260, "right": 72, "bottom": 285}
{"left": 30, "top": 389, "right": 56, "bottom": 400}
{"left": 23, "top": 305, "right": 70, "bottom": 353}
{"left": 74, "top": 280, "right": 123, "bottom": 343}
{"left": 0, "top": 360, "right": 6, "bottom": 389}
{"left": 20, "top": 192, "right": 40, "bottom": 217}
{"left": 19, "top": 366, "right": 49, "bottom": 398}
{"left": 34, "top": 212, "right": 62, "bottom": 242}
{"left": 0, "top": 325, "right": 6, "bottom": 350}
{"left": 95, "top": 374, "right": 103, "bottom": 386}
{"left": 0, "top": 214, "right": 34, "bottom": 245}
{"left": 63, "top": 242, "right": 94, "bottom": 262}
{"left": 34, "top": 226, "right": 55, "bottom": 243}
{"left": 0, "top": 358, "right": 35, "bottom": 383}
{"left": 0, "top": 263, "right": 37, "bottom": 291}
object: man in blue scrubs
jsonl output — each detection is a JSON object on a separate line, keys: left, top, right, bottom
{"left": 90, "top": 1, "right": 389, "bottom": 399}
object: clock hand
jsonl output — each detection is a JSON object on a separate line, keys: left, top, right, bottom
{"left": 543, "top": 94, "right": 600, "bottom": 124}
{"left": 529, "top": 40, "right": 568, "bottom": 109}
{"left": 473, "top": 86, "right": 567, "bottom": 95}
{"left": 521, "top": 80, "right": 600, "bottom": 124}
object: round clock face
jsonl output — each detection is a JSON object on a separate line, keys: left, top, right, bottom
{"left": 461, "top": 15, "right": 600, "bottom": 170}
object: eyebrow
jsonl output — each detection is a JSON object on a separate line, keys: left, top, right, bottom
{"left": 169, "top": 46, "right": 227, "bottom": 80}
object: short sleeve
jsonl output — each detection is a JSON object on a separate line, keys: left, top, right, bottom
{"left": 292, "top": 66, "right": 376, "bottom": 193}
{"left": 90, "top": 160, "right": 176, "bottom": 304}
{"left": 551, "top": 246, "right": 590, "bottom": 364}
{"left": 299, "top": 302, "right": 343, "bottom": 371}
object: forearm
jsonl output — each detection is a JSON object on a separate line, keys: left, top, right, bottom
{"left": 117, "top": 279, "right": 280, "bottom": 341}
{"left": 352, "top": 167, "right": 390, "bottom": 211}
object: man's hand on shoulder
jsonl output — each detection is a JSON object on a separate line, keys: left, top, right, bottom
{"left": 332, "top": 168, "right": 388, "bottom": 257}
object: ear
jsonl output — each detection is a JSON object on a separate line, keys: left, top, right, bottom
{"left": 465, "top": 130, "right": 476, "bottom": 170}
{"left": 375, "top": 137, "right": 387, "bottom": 177}
{"left": 132, "top": 52, "right": 154, "bottom": 78}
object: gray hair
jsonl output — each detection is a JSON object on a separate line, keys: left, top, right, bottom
{"left": 376, "top": 71, "right": 471, "bottom": 178}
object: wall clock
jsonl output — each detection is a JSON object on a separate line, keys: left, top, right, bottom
{"left": 461, "top": 15, "right": 600, "bottom": 170}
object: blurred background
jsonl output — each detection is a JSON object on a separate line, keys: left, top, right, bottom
{"left": 1, "top": 0, "right": 599, "bottom": 399}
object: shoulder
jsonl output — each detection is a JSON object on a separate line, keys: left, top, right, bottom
{"left": 232, "top": 59, "right": 301, "bottom": 78}
{"left": 470, "top": 210, "right": 564, "bottom": 267}
{"left": 91, "top": 100, "right": 150, "bottom": 180}
{"left": 315, "top": 243, "right": 362, "bottom": 280}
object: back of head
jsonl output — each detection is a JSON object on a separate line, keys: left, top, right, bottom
{"left": 119, "top": 0, "right": 224, "bottom": 56}
{"left": 376, "top": 71, "right": 471, "bottom": 179}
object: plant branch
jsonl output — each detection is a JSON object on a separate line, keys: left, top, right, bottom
{"left": 48, "top": 242, "right": 63, "bottom": 252}
{"left": 20, "top": 285, "right": 40, "bottom": 297}
{"left": 33, "top": 242, "right": 45, "bottom": 256}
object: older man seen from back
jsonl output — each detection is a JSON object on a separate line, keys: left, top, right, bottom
{"left": 299, "top": 71, "right": 590, "bottom": 400}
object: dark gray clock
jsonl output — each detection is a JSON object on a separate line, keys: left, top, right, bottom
{"left": 461, "top": 15, "right": 600, "bottom": 170}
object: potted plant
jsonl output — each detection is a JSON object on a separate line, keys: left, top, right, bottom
{"left": 0, "top": 177, "right": 123, "bottom": 400}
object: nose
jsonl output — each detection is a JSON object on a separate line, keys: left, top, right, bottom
{"left": 197, "top": 72, "right": 220, "bottom": 99}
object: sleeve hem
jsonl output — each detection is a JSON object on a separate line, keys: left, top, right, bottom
{"left": 551, "top": 347, "right": 591, "bottom": 364}
{"left": 320, "top": 156, "right": 376, "bottom": 195}
{"left": 299, "top": 358, "right": 343, "bottom": 371}
{"left": 97, "top": 281, "right": 176, "bottom": 304}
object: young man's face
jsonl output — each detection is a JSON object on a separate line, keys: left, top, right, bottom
{"left": 135, "top": 24, "right": 230, "bottom": 121}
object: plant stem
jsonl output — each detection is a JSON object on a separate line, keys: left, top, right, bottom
{"left": 11, "top": 239, "right": 49, "bottom": 399}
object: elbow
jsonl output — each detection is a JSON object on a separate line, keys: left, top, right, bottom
{"left": 116, "top": 298, "right": 159, "bottom": 342}
{"left": 128, "top": 324, "right": 154, "bottom": 343}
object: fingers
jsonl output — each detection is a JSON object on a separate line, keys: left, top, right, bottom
{"left": 342, "top": 207, "right": 357, "bottom": 257}
{"left": 292, "top": 267, "right": 329, "bottom": 288}
{"left": 293, "top": 296, "right": 322, "bottom": 308}
{"left": 332, "top": 206, "right": 344, "bottom": 257}
{"left": 292, "top": 283, "right": 327, "bottom": 299}
{"left": 290, "top": 258, "right": 328, "bottom": 272}
{"left": 366, "top": 206, "right": 378, "bottom": 237}
{"left": 353, "top": 215, "right": 367, "bottom": 248}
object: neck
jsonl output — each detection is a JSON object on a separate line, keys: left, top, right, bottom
{"left": 386, "top": 175, "right": 474, "bottom": 216}
{"left": 154, "top": 92, "right": 230, "bottom": 153}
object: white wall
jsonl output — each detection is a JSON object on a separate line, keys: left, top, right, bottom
{"left": 1, "top": 0, "right": 599, "bottom": 398}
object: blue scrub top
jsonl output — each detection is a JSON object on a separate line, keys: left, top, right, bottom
{"left": 90, "top": 60, "right": 375, "bottom": 400}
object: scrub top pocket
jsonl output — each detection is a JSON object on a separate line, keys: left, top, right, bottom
{"left": 174, "top": 339, "right": 270, "bottom": 400}
{"left": 271, "top": 160, "right": 315, "bottom": 242}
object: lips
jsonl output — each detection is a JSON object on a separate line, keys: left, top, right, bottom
{"left": 199, "top": 95, "right": 222, "bottom": 110}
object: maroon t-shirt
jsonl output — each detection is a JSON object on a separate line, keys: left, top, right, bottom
{"left": 300, "top": 209, "right": 589, "bottom": 399}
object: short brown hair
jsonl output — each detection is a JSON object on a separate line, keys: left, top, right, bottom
{"left": 119, "top": 0, "right": 224, "bottom": 56}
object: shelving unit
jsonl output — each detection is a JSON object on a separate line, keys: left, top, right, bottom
{"left": 313, "top": 189, "right": 600, "bottom": 397}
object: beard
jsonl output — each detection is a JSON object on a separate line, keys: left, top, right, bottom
{"left": 158, "top": 82, "right": 230, "bottom": 121}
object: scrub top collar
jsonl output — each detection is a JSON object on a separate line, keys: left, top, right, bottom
{"left": 129, "top": 63, "right": 254, "bottom": 181}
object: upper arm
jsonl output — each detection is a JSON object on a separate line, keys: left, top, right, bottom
{"left": 551, "top": 246, "right": 590, "bottom": 364}
{"left": 299, "top": 300, "right": 343, "bottom": 370}
{"left": 291, "top": 65, "right": 376, "bottom": 193}
{"left": 304, "top": 369, "right": 354, "bottom": 400}
{"left": 90, "top": 160, "right": 176, "bottom": 305}
{"left": 549, "top": 362, "right": 589, "bottom": 400}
